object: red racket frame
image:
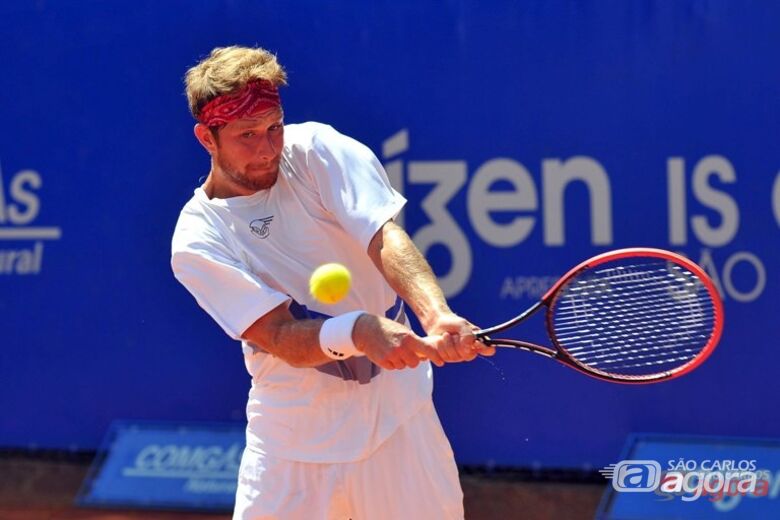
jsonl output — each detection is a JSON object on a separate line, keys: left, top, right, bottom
{"left": 475, "top": 248, "right": 724, "bottom": 384}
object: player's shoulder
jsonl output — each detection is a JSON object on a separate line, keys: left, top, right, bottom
{"left": 284, "top": 121, "right": 344, "bottom": 151}
{"left": 176, "top": 190, "right": 208, "bottom": 223}
{"left": 171, "top": 191, "right": 221, "bottom": 253}
{"left": 285, "top": 122, "right": 375, "bottom": 160}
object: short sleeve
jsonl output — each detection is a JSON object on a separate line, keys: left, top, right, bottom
{"left": 171, "top": 230, "right": 290, "bottom": 340}
{"left": 305, "top": 125, "right": 406, "bottom": 249}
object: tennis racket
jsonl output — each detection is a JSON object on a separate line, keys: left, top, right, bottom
{"left": 476, "top": 248, "right": 724, "bottom": 384}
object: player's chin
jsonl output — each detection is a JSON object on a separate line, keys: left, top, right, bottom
{"left": 246, "top": 169, "right": 279, "bottom": 189}
{"left": 248, "top": 157, "right": 280, "bottom": 172}
{"left": 247, "top": 165, "right": 277, "bottom": 177}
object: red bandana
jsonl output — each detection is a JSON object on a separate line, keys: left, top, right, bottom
{"left": 198, "top": 80, "right": 281, "bottom": 127}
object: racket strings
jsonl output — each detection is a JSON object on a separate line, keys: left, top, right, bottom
{"left": 570, "top": 342, "right": 703, "bottom": 364}
{"left": 556, "top": 310, "right": 713, "bottom": 345}
{"left": 554, "top": 288, "right": 712, "bottom": 319}
{"left": 555, "top": 285, "right": 712, "bottom": 338}
{"left": 555, "top": 306, "right": 712, "bottom": 333}
{"left": 556, "top": 273, "right": 705, "bottom": 310}
{"left": 551, "top": 260, "right": 716, "bottom": 376}
{"left": 562, "top": 329, "right": 709, "bottom": 354}
{"left": 554, "top": 272, "right": 709, "bottom": 323}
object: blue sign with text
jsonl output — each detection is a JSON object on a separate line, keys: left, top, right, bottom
{"left": 78, "top": 422, "right": 244, "bottom": 511}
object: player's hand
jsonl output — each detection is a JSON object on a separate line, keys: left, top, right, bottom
{"left": 352, "top": 314, "right": 446, "bottom": 370}
{"left": 423, "top": 312, "right": 496, "bottom": 362}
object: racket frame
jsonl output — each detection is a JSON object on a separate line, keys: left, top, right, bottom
{"left": 476, "top": 248, "right": 725, "bottom": 384}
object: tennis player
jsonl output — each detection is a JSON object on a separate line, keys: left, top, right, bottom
{"left": 171, "top": 45, "right": 494, "bottom": 519}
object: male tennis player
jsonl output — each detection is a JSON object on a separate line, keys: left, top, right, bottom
{"left": 171, "top": 45, "right": 493, "bottom": 519}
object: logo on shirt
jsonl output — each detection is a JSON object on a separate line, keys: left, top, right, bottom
{"left": 249, "top": 216, "right": 273, "bottom": 239}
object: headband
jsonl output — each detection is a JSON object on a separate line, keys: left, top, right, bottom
{"left": 197, "top": 80, "right": 281, "bottom": 127}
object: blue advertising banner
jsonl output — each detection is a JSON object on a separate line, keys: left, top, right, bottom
{"left": 77, "top": 422, "right": 244, "bottom": 511}
{"left": 597, "top": 434, "right": 780, "bottom": 520}
{"left": 1, "top": 1, "right": 779, "bottom": 469}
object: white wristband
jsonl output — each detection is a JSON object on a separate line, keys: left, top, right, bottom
{"left": 319, "top": 311, "right": 366, "bottom": 360}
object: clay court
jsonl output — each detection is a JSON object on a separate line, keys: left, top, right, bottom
{"left": 0, "top": 451, "right": 603, "bottom": 519}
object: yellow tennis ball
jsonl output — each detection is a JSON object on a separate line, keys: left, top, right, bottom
{"left": 309, "top": 263, "right": 352, "bottom": 304}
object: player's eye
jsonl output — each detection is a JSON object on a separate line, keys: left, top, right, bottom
{"left": 269, "top": 124, "right": 283, "bottom": 132}
{"left": 242, "top": 131, "right": 255, "bottom": 138}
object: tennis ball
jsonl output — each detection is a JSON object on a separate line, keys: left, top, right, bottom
{"left": 309, "top": 263, "right": 352, "bottom": 304}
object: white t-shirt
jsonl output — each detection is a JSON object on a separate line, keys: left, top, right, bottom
{"left": 171, "top": 122, "right": 433, "bottom": 463}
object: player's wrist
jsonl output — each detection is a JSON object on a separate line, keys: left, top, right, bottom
{"left": 319, "top": 311, "right": 367, "bottom": 360}
{"left": 419, "top": 306, "right": 454, "bottom": 335}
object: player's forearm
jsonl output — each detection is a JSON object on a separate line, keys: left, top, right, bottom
{"left": 370, "top": 221, "right": 451, "bottom": 332}
{"left": 243, "top": 307, "right": 433, "bottom": 370}
{"left": 243, "top": 313, "right": 332, "bottom": 368}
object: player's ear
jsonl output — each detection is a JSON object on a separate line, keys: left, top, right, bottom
{"left": 194, "top": 123, "right": 218, "bottom": 154}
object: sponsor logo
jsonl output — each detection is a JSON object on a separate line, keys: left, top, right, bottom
{"left": 249, "top": 216, "right": 274, "bottom": 239}
{"left": 0, "top": 161, "right": 61, "bottom": 275}
{"left": 382, "top": 129, "right": 770, "bottom": 302}
{"left": 121, "top": 442, "right": 242, "bottom": 495}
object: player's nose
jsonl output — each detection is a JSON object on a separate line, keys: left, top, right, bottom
{"left": 255, "top": 133, "right": 278, "bottom": 159}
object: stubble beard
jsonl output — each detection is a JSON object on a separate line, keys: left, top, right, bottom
{"left": 216, "top": 154, "right": 279, "bottom": 192}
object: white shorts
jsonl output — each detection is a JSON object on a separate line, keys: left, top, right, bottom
{"left": 233, "top": 401, "right": 464, "bottom": 520}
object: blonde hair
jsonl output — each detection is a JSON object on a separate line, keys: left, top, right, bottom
{"left": 184, "top": 45, "right": 288, "bottom": 120}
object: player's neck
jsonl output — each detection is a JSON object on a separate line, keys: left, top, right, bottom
{"left": 202, "top": 171, "right": 255, "bottom": 200}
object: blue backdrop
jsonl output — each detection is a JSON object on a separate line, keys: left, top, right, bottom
{"left": 1, "top": 1, "right": 778, "bottom": 468}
